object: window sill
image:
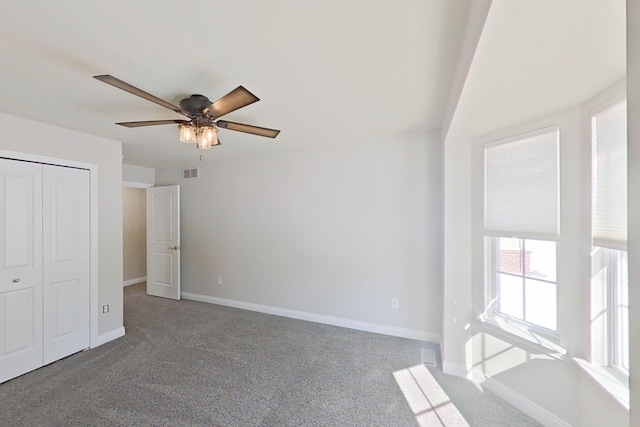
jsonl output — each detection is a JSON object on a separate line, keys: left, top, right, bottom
{"left": 573, "top": 358, "right": 629, "bottom": 410}
{"left": 476, "top": 314, "right": 567, "bottom": 358}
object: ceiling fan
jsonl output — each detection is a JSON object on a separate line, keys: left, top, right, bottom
{"left": 93, "top": 75, "right": 280, "bottom": 149}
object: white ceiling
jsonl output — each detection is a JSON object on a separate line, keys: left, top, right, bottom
{"left": 0, "top": 0, "right": 471, "bottom": 169}
{"left": 450, "top": 0, "right": 626, "bottom": 140}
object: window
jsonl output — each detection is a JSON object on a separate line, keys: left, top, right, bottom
{"left": 495, "top": 237, "right": 557, "bottom": 331}
{"left": 484, "top": 127, "right": 559, "bottom": 332}
{"left": 592, "top": 99, "right": 628, "bottom": 373}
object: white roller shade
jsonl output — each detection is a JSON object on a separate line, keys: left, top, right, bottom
{"left": 593, "top": 100, "right": 627, "bottom": 250}
{"left": 484, "top": 127, "right": 559, "bottom": 239}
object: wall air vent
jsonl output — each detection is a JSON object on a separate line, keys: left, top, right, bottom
{"left": 183, "top": 168, "right": 199, "bottom": 179}
{"left": 421, "top": 348, "right": 437, "bottom": 367}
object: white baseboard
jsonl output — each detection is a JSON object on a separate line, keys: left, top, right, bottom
{"left": 123, "top": 276, "right": 146, "bottom": 287}
{"left": 92, "top": 326, "right": 125, "bottom": 348}
{"left": 181, "top": 292, "right": 441, "bottom": 344}
{"left": 443, "top": 361, "right": 571, "bottom": 427}
{"left": 443, "top": 361, "right": 473, "bottom": 379}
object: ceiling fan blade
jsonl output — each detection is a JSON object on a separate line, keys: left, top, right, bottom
{"left": 216, "top": 120, "right": 280, "bottom": 138}
{"left": 204, "top": 86, "right": 259, "bottom": 118}
{"left": 116, "top": 119, "right": 189, "bottom": 128}
{"left": 94, "top": 75, "right": 187, "bottom": 117}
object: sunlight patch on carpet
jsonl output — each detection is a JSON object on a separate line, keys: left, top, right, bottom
{"left": 393, "top": 365, "right": 470, "bottom": 426}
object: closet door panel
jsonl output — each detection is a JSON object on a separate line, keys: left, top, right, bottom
{"left": 43, "top": 165, "right": 90, "bottom": 365}
{"left": 0, "top": 160, "right": 43, "bottom": 383}
{"left": 50, "top": 279, "right": 79, "bottom": 338}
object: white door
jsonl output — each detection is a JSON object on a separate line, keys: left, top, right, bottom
{"left": 42, "top": 165, "right": 90, "bottom": 364}
{"left": 147, "top": 185, "right": 180, "bottom": 300}
{"left": 0, "top": 160, "right": 43, "bottom": 383}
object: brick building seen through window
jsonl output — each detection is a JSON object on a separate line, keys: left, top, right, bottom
{"left": 495, "top": 237, "right": 557, "bottom": 330}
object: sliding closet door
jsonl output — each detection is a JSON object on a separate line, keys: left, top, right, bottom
{"left": 42, "top": 165, "right": 90, "bottom": 365}
{"left": 0, "top": 160, "right": 43, "bottom": 383}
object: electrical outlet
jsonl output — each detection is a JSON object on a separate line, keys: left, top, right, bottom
{"left": 102, "top": 304, "right": 109, "bottom": 314}
{"left": 391, "top": 298, "right": 399, "bottom": 309}
{"left": 217, "top": 276, "right": 223, "bottom": 286}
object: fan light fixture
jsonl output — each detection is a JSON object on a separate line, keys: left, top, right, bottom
{"left": 178, "top": 123, "right": 219, "bottom": 149}
{"left": 178, "top": 123, "right": 196, "bottom": 143}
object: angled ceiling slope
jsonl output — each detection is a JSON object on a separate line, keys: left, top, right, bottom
{"left": 448, "top": 0, "right": 626, "bottom": 141}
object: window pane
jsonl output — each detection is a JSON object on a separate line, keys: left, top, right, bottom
{"left": 614, "top": 249, "right": 629, "bottom": 371}
{"left": 616, "top": 250, "right": 629, "bottom": 306}
{"left": 498, "top": 273, "right": 523, "bottom": 320}
{"left": 498, "top": 238, "right": 522, "bottom": 274}
{"left": 524, "top": 239, "right": 557, "bottom": 282}
{"left": 524, "top": 279, "right": 557, "bottom": 330}
{"left": 618, "top": 305, "right": 629, "bottom": 371}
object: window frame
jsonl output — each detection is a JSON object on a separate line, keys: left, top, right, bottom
{"left": 582, "top": 87, "right": 630, "bottom": 388}
{"left": 482, "top": 126, "right": 561, "bottom": 344}
{"left": 589, "top": 94, "right": 628, "bottom": 377}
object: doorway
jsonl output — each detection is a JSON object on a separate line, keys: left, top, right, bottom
{"left": 122, "top": 186, "right": 148, "bottom": 287}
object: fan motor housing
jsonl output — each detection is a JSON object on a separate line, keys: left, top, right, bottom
{"left": 180, "top": 94, "right": 211, "bottom": 116}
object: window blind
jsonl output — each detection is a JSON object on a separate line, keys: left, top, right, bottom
{"left": 484, "top": 127, "right": 559, "bottom": 239}
{"left": 593, "top": 100, "right": 627, "bottom": 250}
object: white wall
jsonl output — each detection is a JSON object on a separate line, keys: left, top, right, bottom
{"left": 0, "top": 112, "right": 123, "bottom": 338}
{"left": 156, "top": 132, "right": 443, "bottom": 340}
{"left": 627, "top": 1, "right": 640, "bottom": 425}
{"left": 123, "top": 187, "right": 146, "bottom": 284}
{"left": 123, "top": 164, "right": 155, "bottom": 186}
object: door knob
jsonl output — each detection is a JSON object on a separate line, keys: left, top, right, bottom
{"left": 12, "top": 278, "right": 20, "bottom": 283}
{"left": 168, "top": 246, "right": 180, "bottom": 250}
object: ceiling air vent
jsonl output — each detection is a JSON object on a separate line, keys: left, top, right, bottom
{"left": 183, "top": 168, "right": 199, "bottom": 179}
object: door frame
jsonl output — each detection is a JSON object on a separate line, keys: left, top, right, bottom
{"left": 0, "top": 149, "right": 99, "bottom": 348}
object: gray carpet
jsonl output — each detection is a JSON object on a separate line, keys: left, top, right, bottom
{"left": 0, "top": 283, "right": 541, "bottom": 426}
